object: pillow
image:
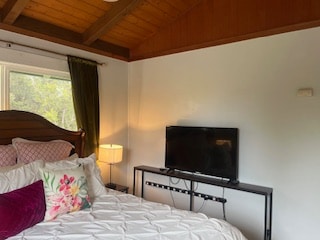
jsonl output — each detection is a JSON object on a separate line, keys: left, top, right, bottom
{"left": 12, "top": 138, "right": 74, "bottom": 164}
{"left": 0, "top": 162, "right": 24, "bottom": 173}
{"left": 0, "top": 180, "right": 46, "bottom": 239}
{"left": 45, "top": 153, "right": 106, "bottom": 198}
{"left": 0, "top": 144, "right": 17, "bottom": 167}
{"left": 0, "top": 159, "right": 44, "bottom": 194}
{"left": 63, "top": 153, "right": 79, "bottom": 161}
{"left": 0, "top": 155, "right": 77, "bottom": 174}
{"left": 39, "top": 164, "right": 91, "bottom": 221}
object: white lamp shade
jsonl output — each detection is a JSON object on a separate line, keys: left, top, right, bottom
{"left": 99, "top": 144, "right": 123, "bottom": 164}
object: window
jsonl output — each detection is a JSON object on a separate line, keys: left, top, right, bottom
{"left": 0, "top": 62, "right": 77, "bottom": 131}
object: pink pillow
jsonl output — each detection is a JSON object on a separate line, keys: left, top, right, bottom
{"left": 0, "top": 145, "right": 17, "bottom": 167}
{"left": 0, "top": 180, "right": 46, "bottom": 239}
{"left": 12, "top": 138, "right": 74, "bottom": 164}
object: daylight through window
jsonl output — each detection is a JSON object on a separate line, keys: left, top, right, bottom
{"left": 0, "top": 63, "right": 77, "bottom": 131}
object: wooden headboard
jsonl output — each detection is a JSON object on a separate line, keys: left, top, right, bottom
{"left": 0, "top": 110, "right": 85, "bottom": 157}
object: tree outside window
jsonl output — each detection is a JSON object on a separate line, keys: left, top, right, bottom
{"left": 0, "top": 63, "right": 77, "bottom": 131}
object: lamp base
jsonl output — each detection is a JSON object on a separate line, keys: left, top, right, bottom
{"left": 105, "top": 182, "right": 117, "bottom": 189}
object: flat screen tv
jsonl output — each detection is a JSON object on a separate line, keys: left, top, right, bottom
{"left": 165, "top": 126, "right": 239, "bottom": 183}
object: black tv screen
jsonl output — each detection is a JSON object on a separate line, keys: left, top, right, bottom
{"left": 165, "top": 126, "right": 239, "bottom": 182}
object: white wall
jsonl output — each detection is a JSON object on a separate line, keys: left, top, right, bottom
{"left": 0, "top": 29, "right": 129, "bottom": 186}
{"left": 128, "top": 27, "right": 320, "bottom": 239}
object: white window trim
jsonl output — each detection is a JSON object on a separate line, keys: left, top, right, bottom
{"left": 0, "top": 61, "right": 70, "bottom": 110}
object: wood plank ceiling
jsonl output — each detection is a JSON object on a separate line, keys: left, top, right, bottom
{"left": 0, "top": 0, "right": 320, "bottom": 62}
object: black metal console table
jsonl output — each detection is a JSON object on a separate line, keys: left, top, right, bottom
{"left": 133, "top": 165, "right": 273, "bottom": 240}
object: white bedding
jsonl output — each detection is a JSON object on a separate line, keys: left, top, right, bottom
{"left": 8, "top": 190, "right": 246, "bottom": 240}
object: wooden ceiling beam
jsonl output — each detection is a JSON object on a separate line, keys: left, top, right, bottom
{"left": 0, "top": 15, "right": 129, "bottom": 60}
{"left": 1, "top": 0, "right": 30, "bottom": 24}
{"left": 82, "top": 0, "right": 145, "bottom": 45}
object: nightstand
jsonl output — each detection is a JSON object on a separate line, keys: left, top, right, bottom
{"left": 105, "top": 183, "right": 129, "bottom": 193}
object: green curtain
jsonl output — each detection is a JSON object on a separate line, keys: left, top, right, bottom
{"left": 67, "top": 55, "right": 100, "bottom": 156}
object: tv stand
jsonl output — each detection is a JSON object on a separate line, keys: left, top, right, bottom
{"left": 228, "top": 179, "right": 240, "bottom": 185}
{"left": 166, "top": 168, "right": 175, "bottom": 174}
{"left": 133, "top": 165, "right": 273, "bottom": 240}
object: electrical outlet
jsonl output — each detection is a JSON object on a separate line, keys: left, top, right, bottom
{"left": 297, "top": 88, "right": 313, "bottom": 97}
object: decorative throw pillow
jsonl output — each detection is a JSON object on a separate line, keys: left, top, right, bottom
{"left": 12, "top": 138, "right": 74, "bottom": 164}
{"left": 45, "top": 153, "right": 106, "bottom": 199}
{"left": 0, "top": 144, "right": 17, "bottom": 167}
{"left": 0, "top": 180, "right": 46, "bottom": 239}
{"left": 0, "top": 159, "right": 44, "bottom": 194}
{"left": 39, "top": 164, "right": 91, "bottom": 221}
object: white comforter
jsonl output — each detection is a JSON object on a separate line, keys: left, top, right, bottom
{"left": 9, "top": 190, "right": 247, "bottom": 240}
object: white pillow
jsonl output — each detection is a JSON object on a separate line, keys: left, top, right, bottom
{"left": 39, "top": 164, "right": 91, "bottom": 221}
{"left": 44, "top": 153, "right": 106, "bottom": 198}
{"left": 0, "top": 154, "right": 78, "bottom": 174}
{"left": 63, "top": 153, "right": 79, "bottom": 161}
{"left": 0, "top": 159, "right": 44, "bottom": 194}
{"left": 0, "top": 162, "right": 24, "bottom": 173}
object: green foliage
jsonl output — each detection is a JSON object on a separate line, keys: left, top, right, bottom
{"left": 9, "top": 71, "right": 77, "bottom": 130}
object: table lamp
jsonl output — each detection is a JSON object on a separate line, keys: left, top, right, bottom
{"left": 99, "top": 144, "right": 123, "bottom": 189}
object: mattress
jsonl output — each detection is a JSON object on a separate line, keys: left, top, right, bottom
{"left": 9, "top": 190, "right": 247, "bottom": 240}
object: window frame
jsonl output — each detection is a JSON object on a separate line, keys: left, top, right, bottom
{"left": 0, "top": 61, "right": 71, "bottom": 110}
{"left": 0, "top": 61, "right": 76, "bottom": 130}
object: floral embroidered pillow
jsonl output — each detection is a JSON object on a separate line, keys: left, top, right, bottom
{"left": 39, "top": 164, "right": 91, "bottom": 221}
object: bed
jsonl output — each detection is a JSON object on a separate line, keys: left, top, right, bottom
{"left": 0, "top": 110, "right": 247, "bottom": 240}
